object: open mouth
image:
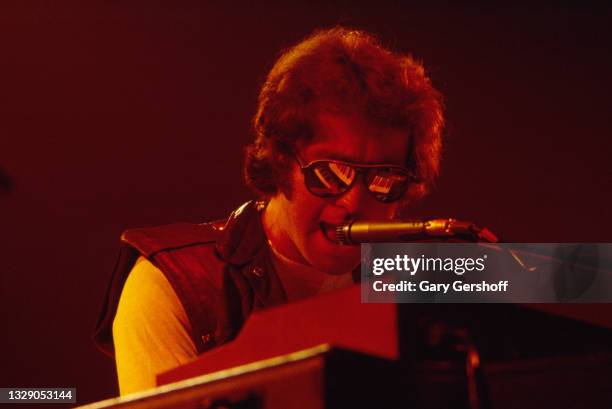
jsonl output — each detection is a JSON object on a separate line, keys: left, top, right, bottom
{"left": 319, "top": 222, "right": 339, "bottom": 244}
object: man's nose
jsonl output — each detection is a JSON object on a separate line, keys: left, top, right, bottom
{"left": 335, "top": 179, "right": 371, "bottom": 216}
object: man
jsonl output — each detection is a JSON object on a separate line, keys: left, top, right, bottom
{"left": 94, "top": 26, "right": 444, "bottom": 395}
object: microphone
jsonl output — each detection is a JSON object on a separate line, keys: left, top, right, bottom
{"left": 335, "top": 218, "right": 498, "bottom": 245}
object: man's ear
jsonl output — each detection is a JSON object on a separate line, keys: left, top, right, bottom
{"left": 387, "top": 202, "right": 401, "bottom": 219}
{"left": 393, "top": 182, "right": 428, "bottom": 218}
{"left": 393, "top": 199, "right": 413, "bottom": 219}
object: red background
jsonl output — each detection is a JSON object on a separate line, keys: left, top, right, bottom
{"left": 1, "top": 1, "right": 611, "bottom": 406}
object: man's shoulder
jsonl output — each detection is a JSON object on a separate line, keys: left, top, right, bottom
{"left": 119, "top": 200, "right": 266, "bottom": 259}
{"left": 120, "top": 219, "right": 226, "bottom": 258}
{"left": 94, "top": 201, "right": 269, "bottom": 357}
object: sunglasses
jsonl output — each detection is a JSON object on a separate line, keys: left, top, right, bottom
{"left": 294, "top": 155, "right": 419, "bottom": 203}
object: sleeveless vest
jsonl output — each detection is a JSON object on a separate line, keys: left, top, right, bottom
{"left": 93, "top": 201, "right": 288, "bottom": 356}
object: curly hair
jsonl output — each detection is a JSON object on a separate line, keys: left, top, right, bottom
{"left": 244, "top": 26, "right": 444, "bottom": 202}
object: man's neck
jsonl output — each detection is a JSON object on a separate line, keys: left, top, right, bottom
{"left": 261, "top": 194, "right": 309, "bottom": 266}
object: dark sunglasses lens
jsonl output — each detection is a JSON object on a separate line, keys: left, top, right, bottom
{"left": 365, "top": 169, "right": 410, "bottom": 203}
{"left": 304, "top": 161, "right": 357, "bottom": 197}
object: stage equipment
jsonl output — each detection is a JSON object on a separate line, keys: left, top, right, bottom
{"left": 79, "top": 285, "right": 612, "bottom": 409}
